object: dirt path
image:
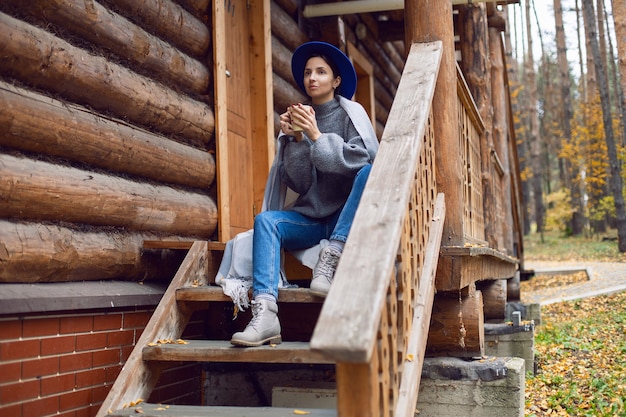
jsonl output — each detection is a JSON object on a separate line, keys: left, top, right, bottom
{"left": 523, "top": 260, "right": 626, "bottom": 305}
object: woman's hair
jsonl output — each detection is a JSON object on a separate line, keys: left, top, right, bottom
{"left": 307, "top": 53, "right": 342, "bottom": 94}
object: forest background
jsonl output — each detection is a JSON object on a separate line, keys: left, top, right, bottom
{"left": 503, "top": 0, "right": 626, "bottom": 251}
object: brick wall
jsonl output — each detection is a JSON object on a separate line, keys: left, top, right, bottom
{"left": 0, "top": 308, "right": 205, "bottom": 417}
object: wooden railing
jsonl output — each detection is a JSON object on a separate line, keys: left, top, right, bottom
{"left": 456, "top": 65, "right": 486, "bottom": 243}
{"left": 310, "top": 41, "right": 444, "bottom": 417}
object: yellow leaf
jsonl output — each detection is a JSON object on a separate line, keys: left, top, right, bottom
{"left": 406, "top": 354, "right": 414, "bottom": 362}
{"left": 294, "top": 410, "right": 311, "bottom": 415}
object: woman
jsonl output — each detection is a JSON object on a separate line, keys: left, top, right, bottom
{"left": 230, "top": 41, "right": 378, "bottom": 347}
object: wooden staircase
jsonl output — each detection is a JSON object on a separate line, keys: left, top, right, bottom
{"left": 97, "top": 41, "right": 446, "bottom": 417}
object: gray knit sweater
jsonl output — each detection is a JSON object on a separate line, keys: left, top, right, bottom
{"left": 280, "top": 98, "right": 372, "bottom": 218}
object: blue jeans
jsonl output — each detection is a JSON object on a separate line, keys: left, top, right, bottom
{"left": 252, "top": 164, "right": 371, "bottom": 300}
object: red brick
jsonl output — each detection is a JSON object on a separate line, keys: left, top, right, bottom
{"left": 0, "top": 379, "right": 40, "bottom": 404}
{"left": 22, "top": 356, "right": 59, "bottom": 379}
{"left": 23, "top": 317, "right": 60, "bottom": 338}
{"left": 92, "top": 347, "right": 121, "bottom": 367}
{"left": 59, "top": 351, "right": 92, "bottom": 373}
{"left": 0, "top": 403, "right": 21, "bottom": 417}
{"left": 41, "top": 373, "right": 75, "bottom": 396}
{"left": 41, "top": 335, "right": 76, "bottom": 356}
{"left": 0, "top": 339, "right": 40, "bottom": 361}
{"left": 0, "top": 319, "right": 22, "bottom": 340}
{"left": 75, "top": 368, "right": 106, "bottom": 389}
{"left": 22, "top": 395, "right": 60, "bottom": 417}
{"left": 0, "top": 361, "right": 21, "bottom": 384}
{"left": 121, "top": 345, "right": 134, "bottom": 361}
{"left": 59, "top": 387, "right": 92, "bottom": 411}
{"left": 76, "top": 332, "right": 108, "bottom": 352}
{"left": 93, "top": 314, "right": 123, "bottom": 331}
{"left": 92, "top": 384, "right": 111, "bottom": 404}
{"left": 104, "top": 365, "right": 123, "bottom": 383}
{"left": 77, "top": 404, "right": 100, "bottom": 417}
{"left": 122, "top": 311, "right": 151, "bottom": 328}
{"left": 60, "top": 316, "right": 93, "bottom": 334}
{"left": 107, "top": 329, "right": 134, "bottom": 347}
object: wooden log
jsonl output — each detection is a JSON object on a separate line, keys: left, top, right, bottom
{"left": 507, "top": 271, "right": 521, "bottom": 301}
{"left": 177, "top": 0, "right": 210, "bottom": 19}
{"left": 270, "top": 2, "right": 308, "bottom": 50}
{"left": 106, "top": 0, "right": 210, "bottom": 58}
{"left": 13, "top": 0, "right": 210, "bottom": 94}
{"left": 272, "top": 36, "right": 299, "bottom": 92}
{"left": 273, "top": 73, "right": 307, "bottom": 114}
{"left": 0, "top": 154, "right": 218, "bottom": 236}
{"left": 272, "top": 0, "right": 298, "bottom": 19}
{"left": 0, "top": 12, "right": 214, "bottom": 144}
{"left": 426, "top": 290, "right": 485, "bottom": 358}
{"left": 0, "top": 82, "right": 215, "bottom": 189}
{"left": 478, "top": 279, "right": 507, "bottom": 320}
{"left": 0, "top": 220, "right": 190, "bottom": 283}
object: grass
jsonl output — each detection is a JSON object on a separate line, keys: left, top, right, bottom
{"left": 524, "top": 230, "right": 626, "bottom": 262}
{"left": 525, "top": 291, "right": 626, "bottom": 416}
{"left": 523, "top": 230, "right": 626, "bottom": 416}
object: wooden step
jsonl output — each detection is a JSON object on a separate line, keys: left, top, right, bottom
{"left": 176, "top": 285, "right": 325, "bottom": 303}
{"left": 108, "top": 403, "right": 337, "bottom": 416}
{"left": 142, "top": 340, "right": 333, "bottom": 364}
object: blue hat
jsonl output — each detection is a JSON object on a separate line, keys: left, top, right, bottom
{"left": 291, "top": 41, "right": 357, "bottom": 99}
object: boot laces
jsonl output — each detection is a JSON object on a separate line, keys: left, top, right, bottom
{"left": 317, "top": 248, "right": 340, "bottom": 281}
{"left": 248, "top": 300, "right": 265, "bottom": 328}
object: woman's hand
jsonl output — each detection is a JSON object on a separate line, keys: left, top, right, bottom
{"left": 279, "top": 110, "right": 298, "bottom": 138}
{"left": 289, "top": 104, "right": 321, "bottom": 141}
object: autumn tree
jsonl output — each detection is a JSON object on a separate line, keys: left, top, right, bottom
{"left": 582, "top": 0, "right": 626, "bottom": 250}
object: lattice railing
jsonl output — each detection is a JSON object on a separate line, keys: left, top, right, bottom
{"left": 310, "top": 41, "right": 445, "bottom": 417}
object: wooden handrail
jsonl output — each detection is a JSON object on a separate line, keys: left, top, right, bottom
{"left": 310, "top": 41, "right": 443, "bottom": 416}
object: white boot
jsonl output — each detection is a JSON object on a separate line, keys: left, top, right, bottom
{"left": 230, "top": 299, "right": 282, "bottom": 347}
{"left": 310, "top": 245, "right": 342, "bottom": 297}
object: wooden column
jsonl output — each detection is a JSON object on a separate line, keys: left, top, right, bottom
{"left": 405, "top": 0, "right": 463, "bottom": 247}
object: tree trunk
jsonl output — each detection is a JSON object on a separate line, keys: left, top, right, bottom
{"left": 0, "top": 154, "right": 218, "bottom": 237}
{"left": 0, "top": 82, "right": 215, "bottom": 189}
{"left": 582, "top": 0, "right": 626, "bottom": 252}
{"left": 554, "top": 0, "right": 584, "bottom": 235}
{"left": 525, "top": 0, "right": 545, "bottom": 233}
{"left": 611, "top": 0, "right": 626, "bottom": 146}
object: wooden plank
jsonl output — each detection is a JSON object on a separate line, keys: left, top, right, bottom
{"left": 395, "top": 193, "right": 445, "bottom": 417}
{"left": 176, "top": 286, "right": 325, "bottom": 303}
{"left": 310, "top": 41, "right": 443, "bottom": 363}
{"left": 108, "top": 404, "right": 337, "bottom": 417}
{"left": 142, "top": 340, "right": 333, "bottom": 364}
{"left": 437, "top": 245, "right": 518, "bottom": 290}
{"left": 95, "top": 241, "right": 209, "bottom": 417}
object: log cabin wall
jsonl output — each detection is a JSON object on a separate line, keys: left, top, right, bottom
{"left": 0, "top": 1, "right": 218, "bottom": 283}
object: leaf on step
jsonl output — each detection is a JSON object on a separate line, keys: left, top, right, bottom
{"left": 129, "top": 399, "right": 144, "bottom": 407}
{"left": 406, "top": 354, "right": 414, "bottom": 362}
{"left": 176, "top": 339, "right": 188, "bottom": 344}
{"left": 134, "top": 408, "right": 144, "bottom": 414}
{"left": 293, "top": 410, "right": 311, "bottom": 415}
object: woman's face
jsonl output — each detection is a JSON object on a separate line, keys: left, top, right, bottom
{"left": 303, "top": 56, "right": 341, "bottom": 105}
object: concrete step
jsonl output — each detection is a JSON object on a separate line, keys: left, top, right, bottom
{"left": 108, "top": 403, "right": 336, "bottom": 417}
{"left": 176, "top": 286, "right": 325, "bottom": 303}
{"left": 142, "top": 340, "right": 333, "bottom": 364}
